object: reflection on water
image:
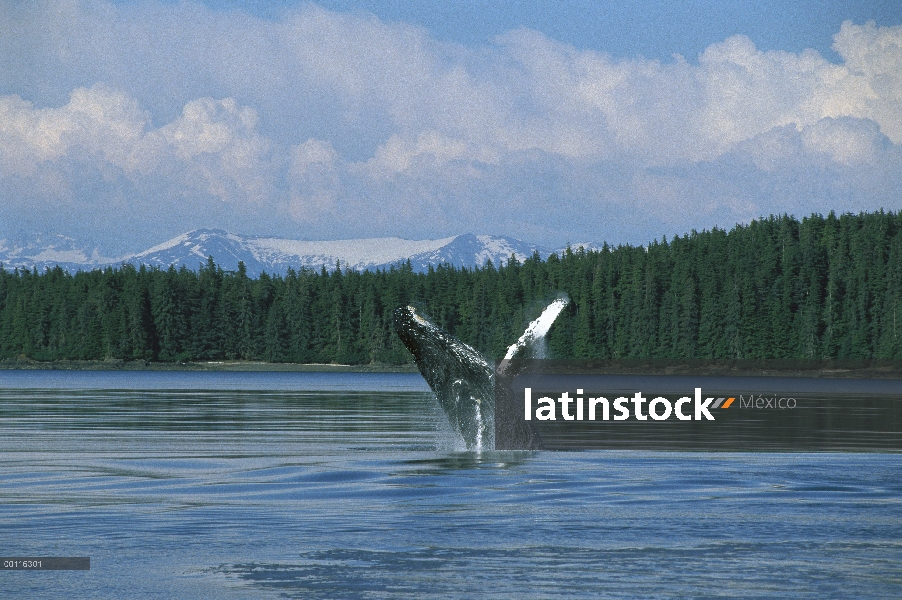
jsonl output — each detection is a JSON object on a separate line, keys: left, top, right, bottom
{"left": 1, "top": 371, "right": 901, "bottom": 598}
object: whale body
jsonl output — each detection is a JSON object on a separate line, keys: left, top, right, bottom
{"left": 393, "top": 297, "right": 568, "bottom": 450}
{"left": 393, "top": 306, "right": 495, "bottom": 450}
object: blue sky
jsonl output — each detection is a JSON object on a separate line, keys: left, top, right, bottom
{"left": 223, "top": 0, "right": 899, "bottom": 61}
{"left": 1, "top": 0, "right": 901, "bottom": 253}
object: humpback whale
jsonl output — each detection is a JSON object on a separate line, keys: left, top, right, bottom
{"left": 393, "top": 297, "right": 569, "bottom": 450}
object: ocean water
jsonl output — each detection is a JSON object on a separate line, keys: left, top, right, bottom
{"left": 1, "top": 370, "right": 901, "bottom": 598}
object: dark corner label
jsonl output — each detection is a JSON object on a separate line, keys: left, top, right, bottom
{"left": 1, "top": 557, "right": 90, "bottom": 570}
{"left": 494, "top": 360, "right": 902, "bottom": 451}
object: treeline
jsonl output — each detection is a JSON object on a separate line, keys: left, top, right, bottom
{"left": 1, "top": 211, "right": 901, "bottom": 364}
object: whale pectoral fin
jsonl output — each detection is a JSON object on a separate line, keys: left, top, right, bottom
{"left": 503, "top": 297, "right": 569, "bottom": 361}
{"left": 393, "top": 306, "right": 494, "bottom": 450}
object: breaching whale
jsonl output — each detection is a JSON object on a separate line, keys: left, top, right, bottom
{"left": 393, "top": 297, "right": 569, "bottom": 450}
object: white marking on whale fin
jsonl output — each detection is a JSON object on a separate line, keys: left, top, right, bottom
{"left": 504, "top": 297, "right": 569, "bottom": 360}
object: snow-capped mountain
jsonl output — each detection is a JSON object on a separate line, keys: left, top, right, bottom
{"left": 0, "top": 229, "right": 573, "bottom": 277}
{"left": 125, "top": 230, "right": 557, "bottom": 276}
{"left": 0, "top": 233, "right": 113, "bottom": 273}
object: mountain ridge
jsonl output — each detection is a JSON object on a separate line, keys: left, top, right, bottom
{"left": 0, "top": 229, "right": 602, "bottom": 277}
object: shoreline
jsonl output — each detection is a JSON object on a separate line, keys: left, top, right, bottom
{"left": 0, "top": 359, "right": 420, "bottom": 373}
{"left": 1, "top": 358, "right": 901, "bottom": 378}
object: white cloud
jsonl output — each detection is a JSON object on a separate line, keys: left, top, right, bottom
{"left": 362, "top": 131, "right": 499, "bottom": 178}
{"left": 801, "top": 117, "right": 887, "bottom": 165}
{"left": 0, "top": 2, "right": 900, "bottom": 250}
{"left": 287, "top": 138, "right": 342, "bottom": 223}
{"left": 0, "top": 85, "right": 148, "bottom": 177}
{"left": 831, "top": 21, "right": 902, "bottom": 141}
{"left": 0, "top": 86, "right": 274, "bottom": 209}
{"left": 289, "top": 138, "right": 339, "bottom": 178}
{"left": 151, "top": 97, "right": 274, "bottom": 204}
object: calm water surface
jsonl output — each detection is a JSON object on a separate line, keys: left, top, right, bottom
{"left": 1, "top": 370, "right": 901, "bottom": 598}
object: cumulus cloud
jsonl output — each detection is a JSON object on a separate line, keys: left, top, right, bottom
{"left": 287, "top": 138, "right": 342, "bottom": 223}
{"left": 0, "top": 85, "right": 148, "bottom": 177}
{"left": 150, "top": 97, "right": 275, "bottom": 204}
{"left": 0, "top": 0, "right": 900, "bottom": 250}
{"left": 800, "top": 117, "right": 888, "bottom": 165}
{"left": 0, "top": 85, "right": 274, "bottom": 205}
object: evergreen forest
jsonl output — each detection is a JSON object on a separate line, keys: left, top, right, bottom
{"left": 1, "top": 210, "right": 901, "bottom": 364}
